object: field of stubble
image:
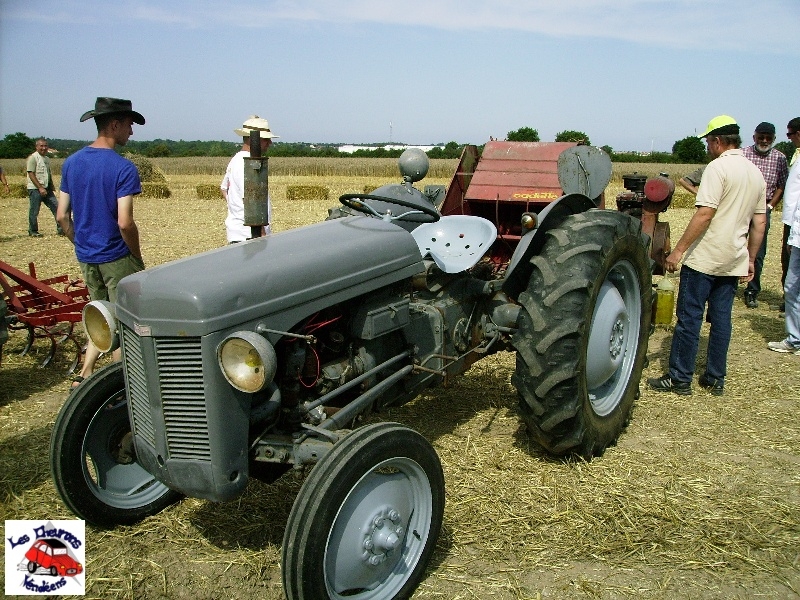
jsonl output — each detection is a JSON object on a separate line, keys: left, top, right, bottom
{"left": 0, "top": 157, "right": 798, "bottom": 599}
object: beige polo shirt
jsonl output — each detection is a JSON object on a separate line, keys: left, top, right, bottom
{"left": 684, "top": 149, "right": 766, "bottom": 277}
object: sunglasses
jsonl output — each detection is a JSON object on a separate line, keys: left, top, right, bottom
{"left": 789, "top": 131, "right": 799, "bottom": 138}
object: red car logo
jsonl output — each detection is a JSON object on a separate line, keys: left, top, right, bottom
{"left": 24, "top": 539, "right": 83, "bottom": 577}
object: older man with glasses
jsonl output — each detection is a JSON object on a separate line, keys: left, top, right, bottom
{"left": 741, "top": 122, "right": 789, "bottom": 309}
{"left": 768, "top": 117, "right": 800, "bottom": 354}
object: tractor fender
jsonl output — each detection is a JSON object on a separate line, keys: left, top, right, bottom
{"left": 502, "top": 193, "right": 597, "bottom": 301}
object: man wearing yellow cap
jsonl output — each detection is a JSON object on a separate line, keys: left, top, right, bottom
{"left": 648, "top": 115, "right": 766, "bottom": 395}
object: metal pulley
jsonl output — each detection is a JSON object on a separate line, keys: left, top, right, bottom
{"left": 643, "top": 175, "right": 675, "bottom": 213}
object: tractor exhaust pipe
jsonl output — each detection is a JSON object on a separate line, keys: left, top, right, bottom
{"left": 243, "top": 129, "right": 269, "bottom": 238}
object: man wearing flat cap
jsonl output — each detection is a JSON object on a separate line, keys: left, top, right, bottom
{"left": 57, "top": 97, "right": 146, "bottom": 386}
{"left": 220, "top": 115, "right": 279, "bottom": 243}
{"left": 741, "top": 121, "right": 788, "bottom": 308}
{"left": 649, "top": 115, "right": 766, "bottom": 396}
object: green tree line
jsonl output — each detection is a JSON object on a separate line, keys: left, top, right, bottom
{"left": 0, "top": 133, "right": 465, "bottom": 160}
{"left": 1, "top": 129, "right": 794, "bottom": 164}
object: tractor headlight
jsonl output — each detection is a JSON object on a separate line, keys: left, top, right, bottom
{"left": 82, "top": 300, "right": 119, "bottom": 353}
{"left": 217, "top": 331, "right": 277, "bottom": 393}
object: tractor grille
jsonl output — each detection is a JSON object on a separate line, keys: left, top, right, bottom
{"left": 122, "top": 325, "right": 211, "bottom": 461}
{"left": 122, "top": 326, "right": 156, "bottom": 448}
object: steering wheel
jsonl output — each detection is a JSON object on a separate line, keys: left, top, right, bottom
{"left": 339, "top": 193, "right": 440, "bottom": 223}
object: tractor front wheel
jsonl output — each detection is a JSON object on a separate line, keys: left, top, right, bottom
{"left": 512, "top": 210, "right": 652, "bottom": 459}
{"left": 282, "top": 422, "right": 444, "bottom": 600}
{"left": 50, "top": 362, "right": 182, "bottom": 527}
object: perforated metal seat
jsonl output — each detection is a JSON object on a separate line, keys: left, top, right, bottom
{"left": 411, "top": 216, "right": 497, "bottom": 273}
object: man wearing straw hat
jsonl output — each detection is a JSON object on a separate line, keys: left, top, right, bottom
{"left": 57, "top": 97, "right": 146, "bottom": 387}
{"left": 648, "top": 115, "right": 766, "bottom": 396}
{"left": 220, "top": 115, "right": 279, "bottom": 243}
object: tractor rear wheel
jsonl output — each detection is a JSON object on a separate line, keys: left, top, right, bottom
{"left": 512, "top": 210, "right": 652, "bottom": 459}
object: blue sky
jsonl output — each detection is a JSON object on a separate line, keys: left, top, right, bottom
{"left": 1, "top": 0, "right": 798, "bottom": 152}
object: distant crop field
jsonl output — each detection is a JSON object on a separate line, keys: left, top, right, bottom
{"left": 1, "top": 154, "right": 700, "bottom": 182}
{"left": 0, "top": 155, "right": 703, "bottom": 213}
{"left": 0, "top": 156, "right": 460, "bottom": 179}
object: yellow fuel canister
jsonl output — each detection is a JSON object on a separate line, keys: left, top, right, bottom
{"left": 654, "top": 275, "right": 675, "bottom": 325}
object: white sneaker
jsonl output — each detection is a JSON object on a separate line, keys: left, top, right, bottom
{"left": 767, "top": 340, "right": 800, "bottom": 354}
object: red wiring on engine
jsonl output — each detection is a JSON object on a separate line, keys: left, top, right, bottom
{"left": 304, "top": 315, "right": 342, "bottom": 334}
{"left": 298, "top": 344, "right": 321, "bottom": 388}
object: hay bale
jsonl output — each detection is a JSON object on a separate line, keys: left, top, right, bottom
{"left": 140, "top": 182, "right": 171, "bottom": 198}
{"left": 286, "top": 185, "right": 328, "bottom": 202}
{"left": 196, "top": 184, "right": 221, "bottom": 200}
{"left": 123, "top": 153, "right": 167, "bottom": 183}
{"left": 123, "top": 155, "right": 171, "bottom": 198}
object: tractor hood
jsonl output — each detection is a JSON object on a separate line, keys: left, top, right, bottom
{"left": 114, "top": 216, "right": 425, "bottom": 337}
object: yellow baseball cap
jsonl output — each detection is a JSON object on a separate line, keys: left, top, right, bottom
{"left": 698, "top": 115, "right": 739, "bottom": 138}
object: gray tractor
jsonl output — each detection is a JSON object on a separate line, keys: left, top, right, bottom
{"left": 50, "top": 143, "right": 653, "bottom": 599}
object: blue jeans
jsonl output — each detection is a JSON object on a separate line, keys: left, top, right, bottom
{"left": 28, "top": 188, "right": 61, "bottom": 234}
{"left": 745, "top": 209, "right": 771, "bottom": 296}
{"left": 668, "top": 265, "right": 737, "bottom": 383}
{"left": 784, "top": 246, "right": 800, "bottom": 347}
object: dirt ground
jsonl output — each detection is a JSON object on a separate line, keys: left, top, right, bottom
{"left": 1, "top": 182, "right": 799, "bottom": 599}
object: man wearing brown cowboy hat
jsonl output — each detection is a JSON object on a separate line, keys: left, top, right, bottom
{"left": 57, "top": 97, "right": 146, "bottom": 387}
{"left": 220, "top": 115, "right": 279, "bottom": 243}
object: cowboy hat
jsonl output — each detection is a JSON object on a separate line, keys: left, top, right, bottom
{"left": 80, "top": 97, "right": 145, "bottom": 125}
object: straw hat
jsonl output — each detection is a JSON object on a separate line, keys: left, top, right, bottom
{"left": 234, "top": 115, "right": 279, "bottom": 138}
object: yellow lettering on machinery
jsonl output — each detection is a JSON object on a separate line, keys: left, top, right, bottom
{"left": 511, "top": 191, "right": 559, "bottom": 200}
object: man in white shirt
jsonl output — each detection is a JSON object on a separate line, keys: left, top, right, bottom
{"left": 220, "top": 115, "right": 278, "bottom": 243}
{"left": 768, "top": 117, "right": 800, "bottom": 354}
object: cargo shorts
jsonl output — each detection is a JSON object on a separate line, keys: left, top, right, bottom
{"left": 79, "top": 254, "right": 145, "bottom": 303}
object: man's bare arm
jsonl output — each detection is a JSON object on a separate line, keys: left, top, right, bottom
{"left": 741, "top": 213, "right": 767, "bottom": 283}
{"left": 56, "top": 191, "right": 75, "bottom": 242}
{"left": 117, "top": 195, "right": 142, "bottom": 259}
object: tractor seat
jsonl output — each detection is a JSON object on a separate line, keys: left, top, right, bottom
{"left": 411, "top": 215, "right": 497, "bottom": 273}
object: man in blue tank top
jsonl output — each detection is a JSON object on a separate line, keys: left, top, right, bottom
{"left": 57, "top": 97, "right": 146, "bottom": 386}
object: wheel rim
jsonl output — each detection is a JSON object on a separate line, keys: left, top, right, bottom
{"left": 585, "top": 259, "right": 641, "bottom": 416}
{"left": 323, "top": 457, "right": 433, "bottom": 599}
{"left": 81, "top": 390, "right": 172, "bottom": 509}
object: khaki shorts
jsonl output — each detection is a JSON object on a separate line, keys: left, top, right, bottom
{"left": 80, "top": 254, "right": 145, "bottom": 303}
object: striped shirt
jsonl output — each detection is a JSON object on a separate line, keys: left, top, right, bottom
{"left": 742, "top": 145, "right": 789, "bottom": 202}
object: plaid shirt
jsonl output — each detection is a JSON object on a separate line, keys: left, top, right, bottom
{"left": 742, "top": 145, "right": 789, "bottom": 202}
